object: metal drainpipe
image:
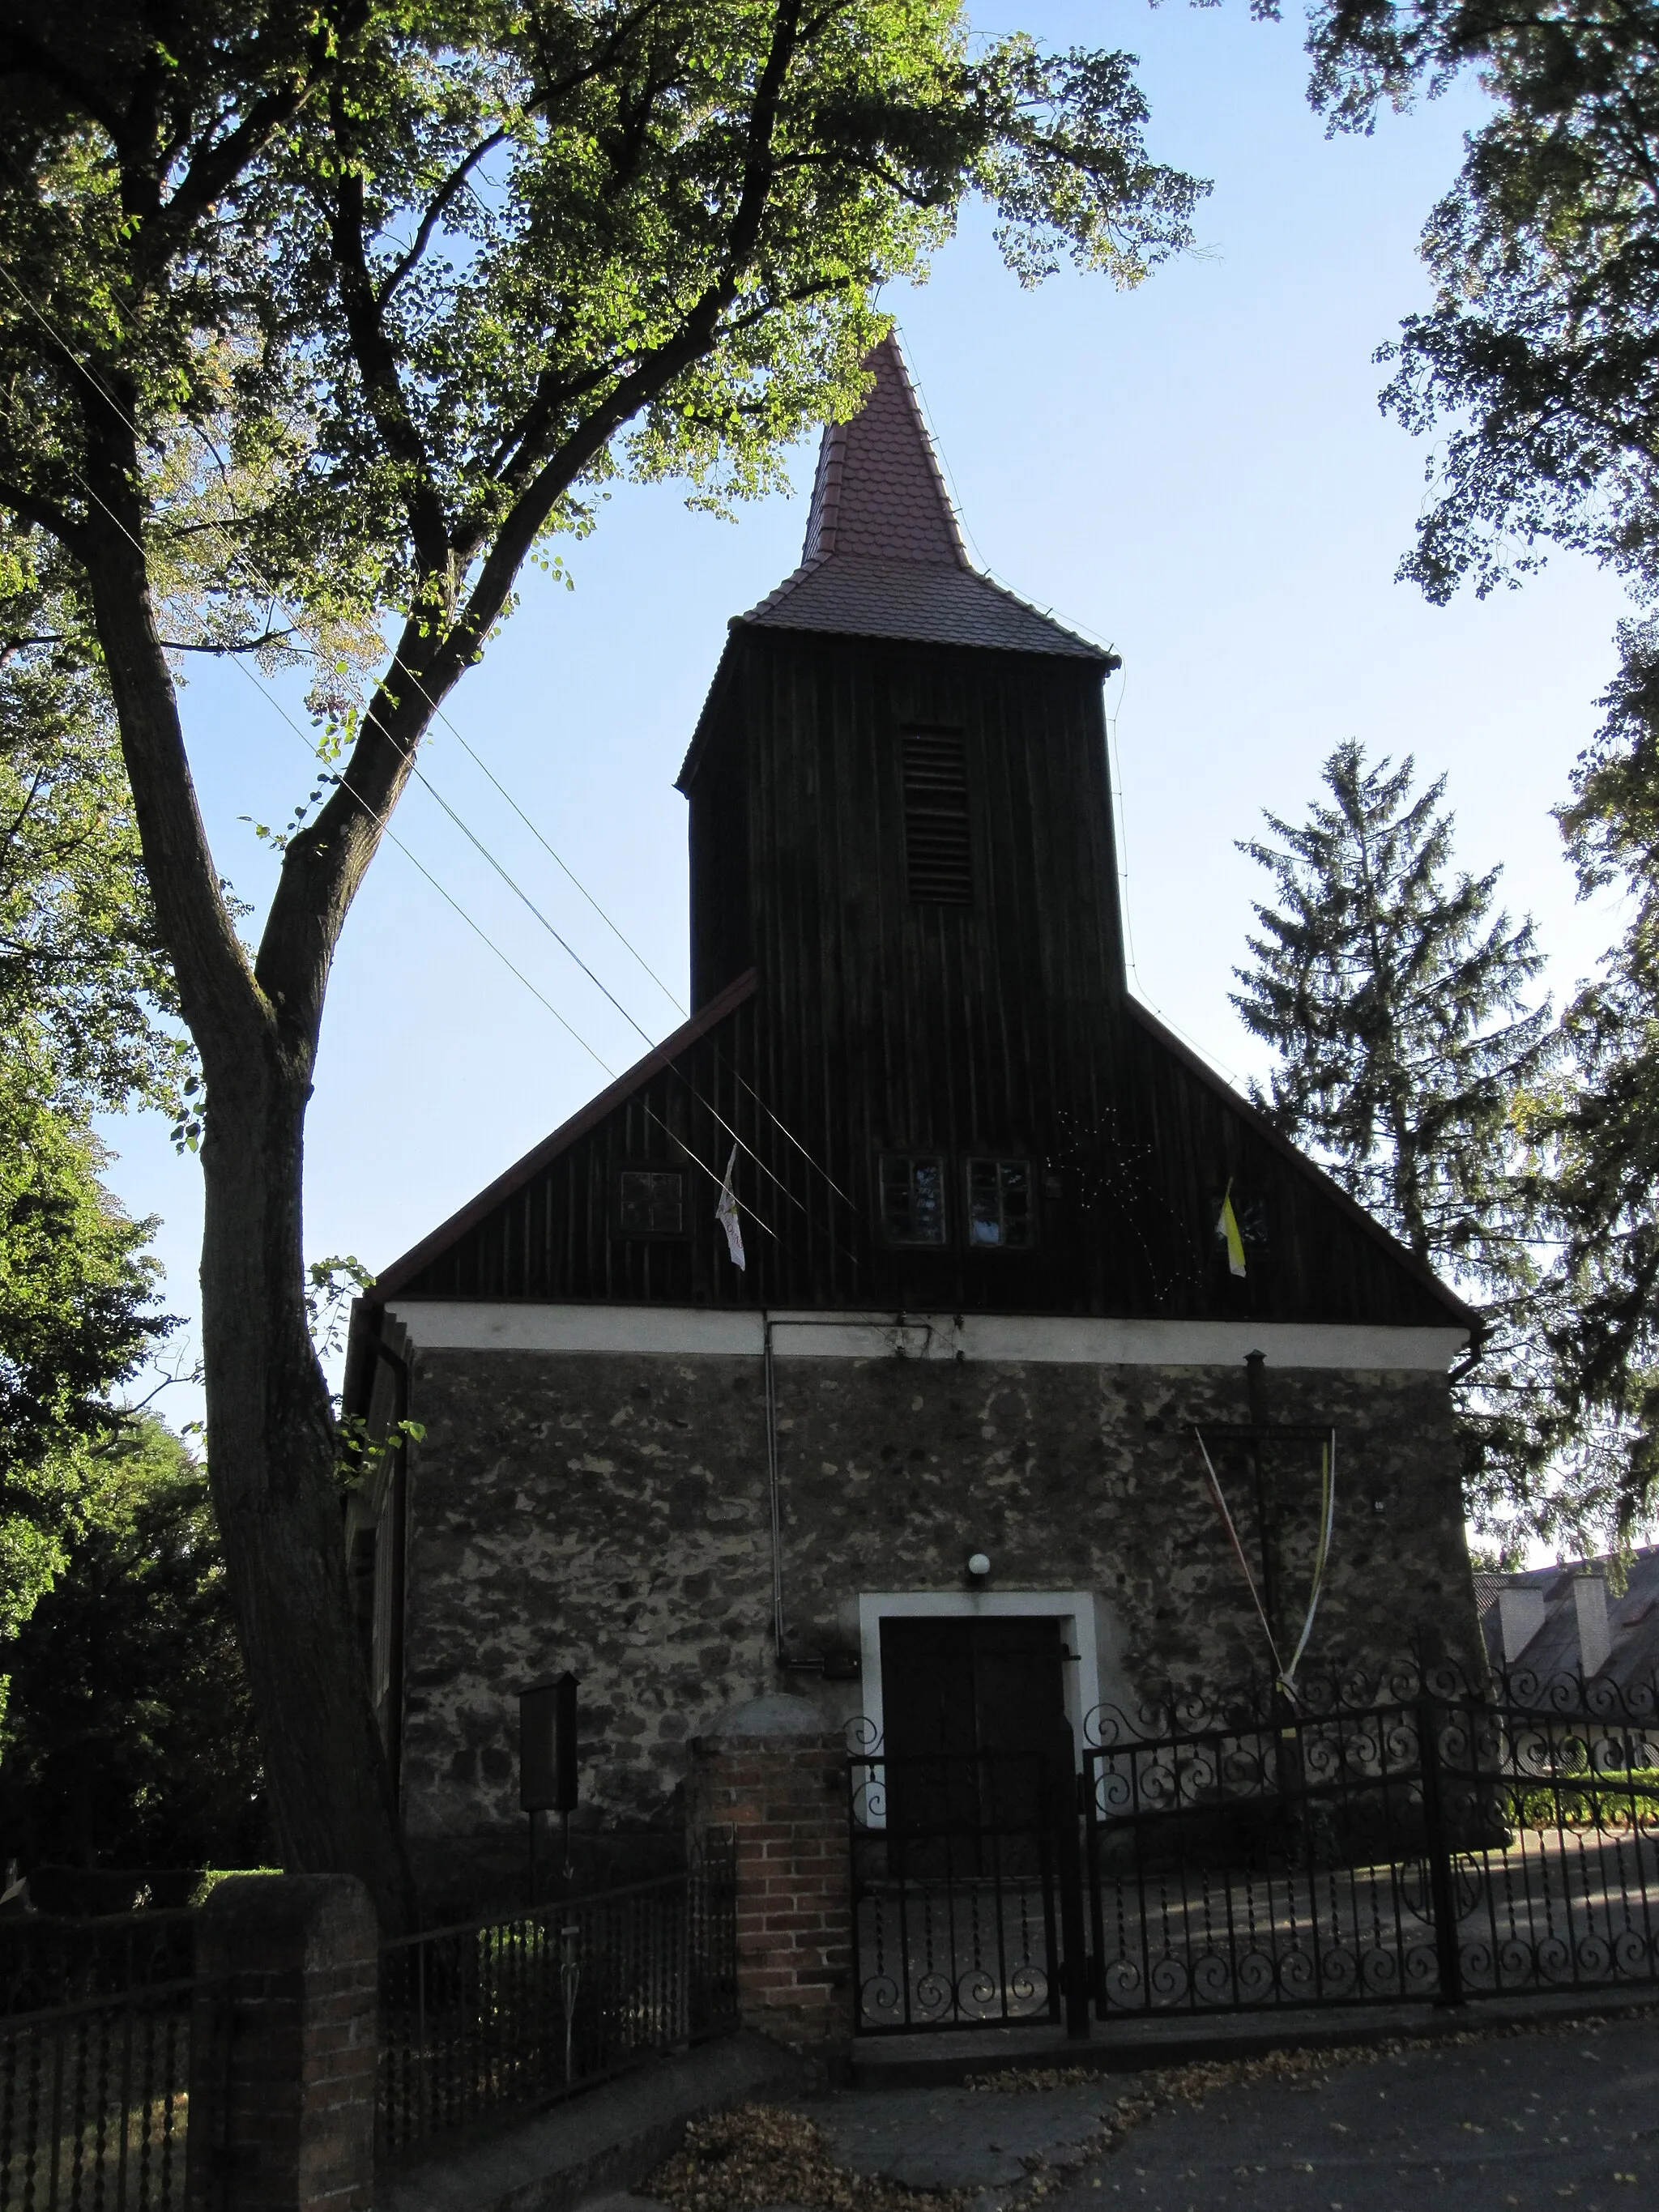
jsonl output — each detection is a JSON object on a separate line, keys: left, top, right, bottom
{"left": 365, "top": 1327, "right": 414, "bottom": 1800}
{"left": 764, "top": 1310, "right": 923, "bottom": 1673}
{"left": 763, "top": 1315, "right": 788, "bottom": 1661}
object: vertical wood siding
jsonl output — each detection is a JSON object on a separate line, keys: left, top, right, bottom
{"left": 396, "top": 629, "right": 1459, "bottom": 1328}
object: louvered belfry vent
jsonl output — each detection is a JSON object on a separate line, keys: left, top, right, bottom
{"left": 902, "top": 727, "right": 972, "bottom": 905}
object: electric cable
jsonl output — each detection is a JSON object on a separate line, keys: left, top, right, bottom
{"left": 0, "top": 249, "right": 862, "bottom": 1246}
{"left": 0, "top": 287, "right": 877, "bottom": 1253}
{"left": 0, "top": 204, "right": 864, "bottom": 1224}
{"left": 0, "top": 379, "right": 779, "bottom": 1241}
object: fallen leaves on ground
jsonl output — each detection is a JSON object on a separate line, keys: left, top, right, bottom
{"left": 650, "top": 2007, "right": 1659, "bottom": 2212}
{"left": 962, "top": 2005, "right": 1659, "bottom": 2206}
{"left": 646, "top": 2103, "right": 968, "bottom": 2212}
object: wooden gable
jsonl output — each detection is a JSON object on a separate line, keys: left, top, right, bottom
{"left": 370, "top": 338, "right": 1469, "bottom": 1336}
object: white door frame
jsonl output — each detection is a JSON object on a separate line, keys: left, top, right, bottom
{"left": 856, "top": 1588, "right": 1111, "bottom": 1754}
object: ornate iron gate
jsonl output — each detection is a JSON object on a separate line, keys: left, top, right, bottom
{"left": 1082, "top": 1662, "right": 1659, "bottom": 2018}
{"left": 850, "top": 1661, "right": 1659, "bottom": 2035}
{"left": 848, "top": 1727, "right": 1089, "bottom": 2035}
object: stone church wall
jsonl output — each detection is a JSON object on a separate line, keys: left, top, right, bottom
{"left": 394, "top": 1346, "right": 1477, "bottom": 1904}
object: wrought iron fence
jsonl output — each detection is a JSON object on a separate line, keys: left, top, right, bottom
{"left": 0, "top": 1916, "right": 195, "bottom": 2022}
{"left": 0, "top": 1977, "right": 208, "bottom": 2212}
{"left": 1083, "top": 1658, "right": 1659, "bottom": 2018}
{"left": 377, "top": 1835, "right": 738, "bottom": 2158}
{"left": 847, "top": 1659, "right": 1659, "bottom": 2035}
{"left": 847, "top": 1739, "right": 1085, "bottom": 2035}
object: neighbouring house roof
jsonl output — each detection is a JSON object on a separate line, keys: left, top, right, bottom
{"left": 1478, "top": 1545, "right": 1659, "bottom": 1691}
{"left": 737, "top": 334, "right": 1115, "bottom": 664}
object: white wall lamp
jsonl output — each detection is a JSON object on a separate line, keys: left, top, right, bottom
{"left": 966, "top": 1552, "right": 992, "bottom": 1579}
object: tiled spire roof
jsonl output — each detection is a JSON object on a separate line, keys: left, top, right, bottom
{"left": 800, "top": 334, "right": 969, "bottom": 566}
{"left": 740, "top": 334, "right": 1112, "bottom": 663}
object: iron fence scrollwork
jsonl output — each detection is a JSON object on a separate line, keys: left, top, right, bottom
{"left": 1080, "top": 1659, "right": 1659, "bottom": 2021}
{"left": 847, "top": 1719, "right": 1090, "bottom": 2037}
{"left": 850, "top": 1658, "right": 1659, "bottom": 2035}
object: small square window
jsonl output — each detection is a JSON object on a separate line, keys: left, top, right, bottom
{"left": 1211, "top": 1186, "right": 1269, "bottom": 1259}
{"left": 617, "top": 1169, "right": 684, "bottom": 1236}
{"left": 879, "top": 1153, "right": 948, "bottom": 1246}
{"left": 966, "top": 1157, "right": 1034, "bottom": 1250}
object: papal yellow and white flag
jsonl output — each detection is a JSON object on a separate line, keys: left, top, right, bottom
{"left": 1218, "top": 1179, "right": 1247, "bottom": 1279}
{"left": 715, "top": 1145, "right": 746, "bottom": 1269}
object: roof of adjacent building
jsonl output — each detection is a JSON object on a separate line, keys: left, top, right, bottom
{"left": 1477, "top": 1545, "right": 1659, "bottom": 1692}
{"left": 737, "top": 334, "right": 1114, "bottom": 663}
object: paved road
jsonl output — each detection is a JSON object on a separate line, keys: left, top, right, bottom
{"left": 821, "top": 2014, "right": 1659, "bottom": 2212}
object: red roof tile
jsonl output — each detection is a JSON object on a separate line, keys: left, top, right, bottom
{"left": 742, "top": 333, "right": 1113, "bottom": 664}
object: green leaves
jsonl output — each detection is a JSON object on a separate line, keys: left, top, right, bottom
{"left": 0, "top": 633, "right": 190, "bottom": 1119}
{"left": 1307, "top": 2, "right": 1659, "bottom": 617}
{"left": 0, "top": 1059, "right": 171, "bottom": 1640}
{"left": 2, "top": 5, "right": 1206, "bottom": 745}
{"left": 0, "top": 1414, "right": 267, "bottom": 1871}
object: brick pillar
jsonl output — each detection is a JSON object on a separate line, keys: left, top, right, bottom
{"left": 689, "top": 1730, "right": 851, "bottom": 2046}
{"left": 188, "top": 1874, "right": 377, "bottom": 2212}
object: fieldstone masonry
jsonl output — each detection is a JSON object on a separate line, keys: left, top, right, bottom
{"left": 394, "top": 1340, "right": 1482, "bottom": 1896}
{"left": 187, "top": 1875, "right": 377, "bottom": 2212}
{"left": 686, "top": 1730, "right": 851, "bottom": 2044}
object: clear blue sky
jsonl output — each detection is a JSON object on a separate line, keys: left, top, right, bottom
{"left": 102, "top": 2, "right": 1633, "bottom": 1421}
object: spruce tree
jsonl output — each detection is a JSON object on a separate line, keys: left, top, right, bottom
{"left": 1510, "top": 642, "right": 1659, "bottom": 1551}
{"left": 1232, "top": 742, "right": 1552, "bottom": 1288}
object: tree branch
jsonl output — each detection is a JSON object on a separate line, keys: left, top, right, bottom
{"left": 134, "top": 9, "right": 361, "bottom": 277}
{"left": 326, "top": 83, "right": 452, "bottom": 581}
{"left": 376, "top": 129, "right": 508, "bottom": 311}
{"left": 72, "top": 411, "right": 270, "bottom": 1070}
{"left": 0, "top": 28, "right": 125, "bottom": 139}
{"left": 253, "top": 0, "right": 808, "bottom": 1038}
{"left": 0, "top": 473, "right": 83, "bottom": 552}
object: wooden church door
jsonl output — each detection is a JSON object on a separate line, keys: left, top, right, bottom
{"left": 880, "top": 1615, "right": 1065, "bottom": 1758}
{"left": 879, "top": 1616, "right": 1066, "bottom": 1865}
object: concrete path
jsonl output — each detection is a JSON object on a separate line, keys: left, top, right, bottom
{"left": 819, "top": 2080, "right": 1116, "bottom": 2192}
{"left": 810, "top": 2012, "right": 1659, "bottom": 2212}
{"left": 1046, "top": 2015, "right": 1659, "bottom": 2212}
{"left": 566, "top": 2010, "right": 1659, "bottom": 2212}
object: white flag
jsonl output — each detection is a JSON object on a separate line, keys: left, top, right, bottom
{"left": 714, "top": 1145, "right": 746, "bottom": 1269}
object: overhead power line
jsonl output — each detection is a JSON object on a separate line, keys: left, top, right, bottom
{"left": 0, "top": 257, "right": 872, "bottom": 1251}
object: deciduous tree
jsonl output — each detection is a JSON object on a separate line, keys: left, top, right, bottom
{"left": 0, "top": 1415, "right": 265, "bottom": 1876}
{"left": 0, "top": 2, "right": 1205, "bottom": 1922}
{"left": 0, "top": 1063, "right": 169, "bottom": 1644}
{"left": 1299, "top": 0, "right": 1659, "bottom": 1546}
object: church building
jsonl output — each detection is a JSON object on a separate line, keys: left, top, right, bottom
{"left": 343, "top": 335, "right": 1482, "bottom": 1903}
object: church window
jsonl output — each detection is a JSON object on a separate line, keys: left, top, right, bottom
{"left": 965, "top": 1157, "right": 1034, "bottom": 1249}
{"left": 879, "top": 1153, "right": 948, "bottom": 1245}
{"left": 616, "top": 1168, "right": 685, "bottom": 1236}
{"left": 902, "top": 727, "right": 972, "bottom": 904}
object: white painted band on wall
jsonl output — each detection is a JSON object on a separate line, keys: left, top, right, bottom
{"left": 385, "top": 1301, "right": 1469, "bottom": 1371}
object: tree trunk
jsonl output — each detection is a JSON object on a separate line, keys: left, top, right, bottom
{"left": 198, "top": 1041, "right": 417, "bottom": 1933}
{"left": 82, "top": 508, "right": 418, "bottom": 1933}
